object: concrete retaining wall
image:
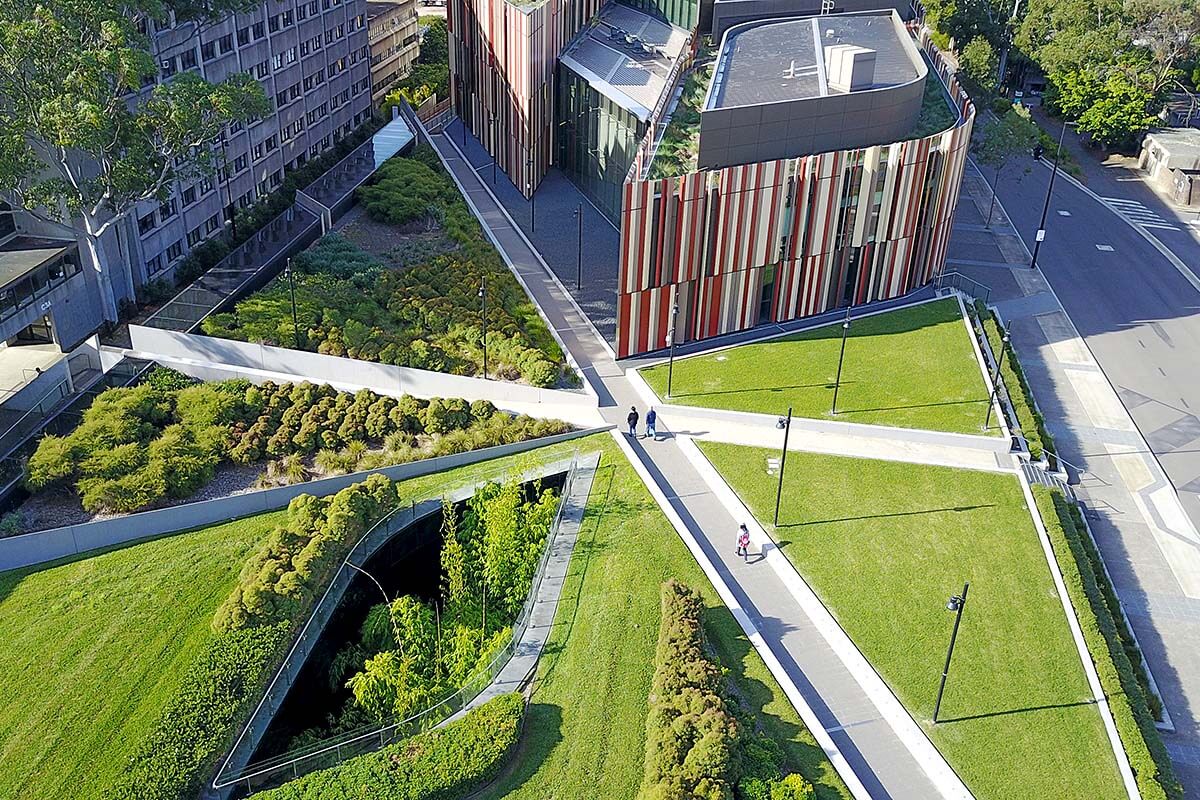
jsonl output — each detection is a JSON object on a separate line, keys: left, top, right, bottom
{"left": 127, "top": 326, "right": 602, "bottom": 427}
{"left": 0, "top": 427, "right": 604, "bottom": 573}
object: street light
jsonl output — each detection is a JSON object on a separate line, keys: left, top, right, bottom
{"left": 573, "top": 203, "right": 583, "bottom": 290}
{"left": 490, "top": 111, "right": 497, "bottom": 185}
{"left": 526, "top": 157, "right": 535, "bottom": 232}
{"left": 983, "top": 332, "right": 1010, "bottom": 431}
{"left": 933, "top": 582, "right": 970, "bottom": 724}
{"left": 285, "top": 258, "right": 300, "bottom": 350}
{"left": 667, "top": 302, "right": 680, "bottom": 398}
{"left": 773, "top": 407, "right": 792, "bottom": 526}
{"left": 478, "top": 276, "right": 488, "bottom": 379}
{"left": 831, "top": 306, "right": 852, "bottom": 415}
{"left": 1030, "top": 119, "right": 1070, "bottom": 270}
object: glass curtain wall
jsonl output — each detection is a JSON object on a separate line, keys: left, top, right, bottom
{"left": 555, "top": 65, "right": 646, "bottom": 223}
{"left": 617, "top": 0, "right": 701, "bottom": 31}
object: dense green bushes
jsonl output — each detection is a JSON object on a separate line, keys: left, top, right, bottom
{"left": 248, "top": 692, "right": 523, "bottom": 800}
{"left": 977, "top": 305, "right": 1055, "bottom": 461}
{"left": 639, "top": 581, "right": 814, "bottom": 800}
{"left": 1033, "top": 487, "right": 1182, "bottom": 800}
{"left": 202, "top": 147, "right": 568, "bottom": 387}
{"left": 104, "top": 622, "right": 291, "bottom": 800}
{"left": 23, "top": 369, "right": 570, "bottom": 516}
{"left": 381, "top": 18, "right": 449, "bottom": 108}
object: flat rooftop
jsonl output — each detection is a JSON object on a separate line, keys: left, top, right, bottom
{"left": 559, "top": 3, "right": 691, "bottom": 122}
{"left": 0, "top": 236, "right": 74, "bottom": 289}
{"left": 706, "top": 12, "right": 921, "bottom": 110}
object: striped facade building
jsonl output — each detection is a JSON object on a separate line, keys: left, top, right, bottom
{"left": 447, "top": 0, "right": 974, "bottom": 358}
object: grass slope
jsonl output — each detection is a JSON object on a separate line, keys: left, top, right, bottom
{"left": 0, "top": 512, "right": 284, "bottom": 800}
{"left": 641, "top": 299, "right": 995, "bottom": 435}
{"left": 698, "top": 441, "right": 1124, "bottom": 800}
{"left": 477, "top": 435, "right": 851, "bottom": 800}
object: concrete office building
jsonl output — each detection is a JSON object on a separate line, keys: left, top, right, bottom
{"left": 449, "top": 3, "right": 973, "bottom": 357}
{"left": 367, "top": 0, "right": 422, "bottom": 103}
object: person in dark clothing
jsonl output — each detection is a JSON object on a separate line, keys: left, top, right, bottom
{"left": 627, "top": 406, "right": 639, "bottom": 437}
{"left": 644, "top": 408, "right": 657, "bottom": 440}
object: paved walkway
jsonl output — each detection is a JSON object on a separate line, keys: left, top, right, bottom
{"left": 952, "top": 158, "right": 1200, "bottom": 794}
{"left": 429, "top": 125, "right": 970, "bottom": 800}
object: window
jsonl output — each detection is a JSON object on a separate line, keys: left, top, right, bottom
{"left": 146, "top": 253, "right": 164, "bottom": 274}
{"left": 272, "top": 52, "right": 283, "bottom": 70}
{"left": 288, "top": 83, "right": 301, "bottom": 102}
{"left": 255, "top": 60, "right": 270, "bottom": 78}
{"left": 282, "top": 9, "right": 294, "bottom": 25}
{"left": 233, "top": 154, "right": 248, "bottom": 172}
{"left": 179, "top": 48, "right": 197, "bottom": 70}
{"left": 138, "top": 212, "right": 156, "bottom": 235}
{"left": 181, "top": 185, "right": 196, "bottom": 205}
{"left": 205, "top": 214, "right": 221, "bottom": 234}
{"left": 314, "top": 67, "right": 325, "bottom": 84}
{"left": 187, "top": 226, "right": 203, "bottom": 247}
{"left": 297, "top": 3, "right": 308, "bottom": 20}
{"left": 200, "top": 177, "right": 213, "bottom": 194}
{"left": 238, "top": 191, "right": 253, "bottom": 208}
{"left": 309, "top": 0, "right": 318, "bottom": 13}
{"left": 201, "top": 40, "right": 215, "bottom": 60}
{"left": 160, "top": 56, "right": 177, "bottom": 79}
{"left": 268, "top": 14, "right": 280, "bottom": 32}
{"left": 253, "top": 21, "right": 265, "bottom": 38}
{"left": 270, "top": 169, "right": 283, "bottom": 188}
{"left": 237, "top": 26, "right": 250, "bottom": 45}
{"left": 253, "top": 142, "right": 264, "bottom": 160}
{"left": 265, "top": 134, "right": 278, "bottom": 151}
{"left": 159, "top": 198, "right": 177, "bottom": 221}
{"left": 166, "top": 240, "right": 183, "bottom": 262}
{"left": 300, "top": 40, "right": 309, "bottom": 57}
{"left": 275, "top": 90, "right": 287, "bottom": 108}
{"left": 257, "top": 178, "right": 269, "bottom": 196}
{"left": 285, "top": 46, "right": 297, "bottom": 64}
{"left": 218, "top": 34, "right": 233, "bottom": 54}
{"left": 324, "top": 28, "right": 334, "bottom": 44}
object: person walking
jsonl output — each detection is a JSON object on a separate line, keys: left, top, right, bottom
{"left": 626, "top": 405, "right": 639, "bottom": 438}
{"left": 736, "top": 523, "right": 751, "bottom": 561}
{"left": 644, "top": 407, "right": 657, "bottom": 440}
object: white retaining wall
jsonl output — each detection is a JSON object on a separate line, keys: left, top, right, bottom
{"left": 127, "top": 326, "right": 602, "bottom": 427}
{"left": 0, "top": 427, "right": 602, "bottom": 572}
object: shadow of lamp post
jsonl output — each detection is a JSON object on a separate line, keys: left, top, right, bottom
{"left": 773, "top": 408, "right": 792, "bottom": 526}
{"left": 984, "top": 332, "right": 1010, "bottom": 431}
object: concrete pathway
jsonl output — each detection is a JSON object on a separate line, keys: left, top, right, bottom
{"left": 952, "top": 158, "right": 1200, "bottom": 794}
{"left": 427, "top": 124, "right": 971, "bottom": 800}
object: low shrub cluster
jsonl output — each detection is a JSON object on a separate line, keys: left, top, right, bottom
{"left": 202, "top": 146, "right": 569, "bottom": 387}
{"left": 214, "top": 474, "right": 403, "bottom": 632}
{"left": 248, "top": 691, "right": 523, "bottom": 800}
{"left": 639, "top": 580, "right": 814, "bottom": 800}
{"left": 104, "top": 622, "right": 291, "bottom": 800}
{"left": 1033, "top": 486, "right": 1182, "bottom": 800}
{"left": 381, "top": 17, "right": 449, "bottom": 108}
{"left": 23, "top": 368, "right": 569, "bottom": 516}
{"left": 976, "top": 305, "right": 1055, "bottom": 461}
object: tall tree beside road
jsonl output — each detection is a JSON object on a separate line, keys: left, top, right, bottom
{"left": 973, "top": 104, "right": 1039, "bottom": 226}
{"left": 0, "top": 0, "right": 270, "bottom": 321}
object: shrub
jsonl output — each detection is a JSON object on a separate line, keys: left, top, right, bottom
{"left": 0, "top": 511, "right": 24, "bottom": 538}
{"left": 79, "top": 467, "right": 169, "bottom": 514}
{"left": 143, "top": 366, "right": 197, "bottom": 393}
{"left": 25, "top": 434, "right": 80, "bottom": 490}
{"left": 1033, "top": 487, "right": 1182, "bottom": 800}
{"left": 246, "top": 692, "right": 523, "bottom": 800}
{"left": 769, "top": 774, "right": 815, "bottom": 800}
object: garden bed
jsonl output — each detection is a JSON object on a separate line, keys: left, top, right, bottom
{"left": 4, "top": 367, "right": 570, "bottom": 536}
{"left": 699, "top": 441, "right": 1127, "bottom": 800}
{"left": 202, "top": 145, "right": 572, "bottom": 388}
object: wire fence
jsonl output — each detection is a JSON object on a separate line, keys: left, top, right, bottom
{"left": 213, "top": 453, "right": 580, "bottom": 796}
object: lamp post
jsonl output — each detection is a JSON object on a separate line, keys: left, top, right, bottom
{"left": 1030, "top": 118, "right": 1069, "bottom": 271}
{"left": 667, "top": 302, "right": 680, "bottom": 399}
{"left": 773, "top": 408, "right": 792, "bottom": 527}
{"left": 478, "top": 276, "right": 488, "bottom": 379}
{"left": 831, "top": 306, "right": 851, "bottom": 415}
{"left": 526, "top": 157, "right": 535, "bottom": 232}
{"left": 983, "top": 332, "right": 1010, "bottom": 431}
{"left": 285, "top": 258, "right": 300, "bottom": 350}
{"left": 573, "top": 204, "right": 583, "bottom": 290}
{"left": 490, "top": 111, "right": 497, "bottom": 185}
{"left": 933, "top": 582, "right": 970, "bottom": 724}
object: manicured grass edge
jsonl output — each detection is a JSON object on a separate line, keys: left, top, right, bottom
{"left": 1032, "top": 485, "right": 1182, "bottom": 800}
{"left": 972, "top": 301, "right": 1055, "bottom": 461}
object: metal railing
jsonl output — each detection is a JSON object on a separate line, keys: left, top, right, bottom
{"left": 214, "top": 454, "right": 580, "bottom": 796}
{"left": 936, "top": 270, "right": 992, "bottom": 304}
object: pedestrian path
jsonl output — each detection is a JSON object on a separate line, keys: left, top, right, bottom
{"left": 427, "top": 124, "right": 971, "bottom": 800}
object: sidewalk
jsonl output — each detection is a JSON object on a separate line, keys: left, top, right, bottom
{"left": 427, "top": 122, "right": 970, "bottom": 800}
{"left": 951, "top": 158, "right": 1200, "bottom": 794}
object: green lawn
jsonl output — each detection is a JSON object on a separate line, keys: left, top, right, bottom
{"left": 641, "top": 299, "right": 997, "bottom": 435}
{"left": 698, "top": 441, "right": 1125, "bottom": 800}
{"left": 478, "top": 435, "right": 851, "bottom": 800}
{"left": 0, "top": 511, "right": 285, "bottom": 800}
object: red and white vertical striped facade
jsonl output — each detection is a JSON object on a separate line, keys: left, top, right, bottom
{"left": 615, "top": 36, "right": 975, "bottom": 357}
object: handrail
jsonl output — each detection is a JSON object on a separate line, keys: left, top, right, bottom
{"left": 212, "top": 454, "right": 579, "bottom": 793}
{"left": 936, "top": 270, "right": 992, "bottom": 304}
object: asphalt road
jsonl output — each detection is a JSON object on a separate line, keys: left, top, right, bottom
{"left": 997, "top": 152, "right": 1200, "bottom": 525}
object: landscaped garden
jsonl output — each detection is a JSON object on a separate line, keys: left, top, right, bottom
{"left": 641, "top": 299, "right": 996, "bottom": 435}
{"left": 645, "top": 44, "right": 715, "bottom": 181}
{"left": 6, "top": 366, "right": 568, "bottom": 535}
{"left": 202, "top": 146, "right": 572, "bottom": 388}
{"left": 697, "top": 441, "right": 1126, "bottom": 800}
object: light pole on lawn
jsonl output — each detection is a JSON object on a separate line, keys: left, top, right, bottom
{"left": 667, "top": 302, "right": 680, "bottom": 399}
{"left": 526, "top": 157, "right": 535, "bottom": 232}
{"left": 478, "top": 276, "right": 488, "bottom": 380}
{"left": 773, "top": 408, "right": 792, "bottom": 527}
{"left": 574, "top": 203, "right": 583, "bottom": 290}
{"left": 285, "top": 258, "right": 300, "bottom": 350}
{"left": 831, "top": 306, "right": 852, "bottom": 415}
{"left": 1030, "top": 118, "right": 1070, "bottom": 271}
{"left": 983, "top": 332, "right": 1010, "bottom": 431}
{"left": 933, "top": 582, "right": 970, "bottom": 724}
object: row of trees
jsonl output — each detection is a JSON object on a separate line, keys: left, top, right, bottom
{"left": 928, "top": 0, "right": 1200, "bottom": 146}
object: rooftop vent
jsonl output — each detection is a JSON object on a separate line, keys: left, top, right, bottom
{"left": 824, "top": 44, "right": 876, "bottom": 93}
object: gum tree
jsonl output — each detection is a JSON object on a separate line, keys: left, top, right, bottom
{"left": 0, "top": 0, "right": 269, "bottom": 320}
{"left": 973, "top": 104, "right": 1038, "bottom": 226}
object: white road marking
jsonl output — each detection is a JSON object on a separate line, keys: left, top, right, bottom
{"left": 1096, "top": 244, "right": 1115, "bottom": 251}
{"left": 1100, "top": 196, "right": 1181, "bottom": 231}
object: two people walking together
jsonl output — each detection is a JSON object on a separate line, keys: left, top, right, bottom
{"left": 626, "top": 406, "right": 657, "bottom": 440}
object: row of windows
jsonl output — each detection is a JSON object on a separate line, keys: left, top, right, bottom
{"left": 200, "top": 5, "right": 362, "bottom": 64}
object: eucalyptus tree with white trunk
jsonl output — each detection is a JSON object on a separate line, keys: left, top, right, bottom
{"left": 0, "top": 0, "right": 269, "bottom": 321}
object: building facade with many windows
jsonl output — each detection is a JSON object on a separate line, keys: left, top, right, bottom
{"left": 367, "top": 0, "right": 422, "bottom": 103}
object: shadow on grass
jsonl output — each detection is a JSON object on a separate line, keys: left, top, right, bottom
{"left": 469, "top": 703, "right": 563, "bottom": 799}
{"left": 778, "top": 504, "right": 996, "bottom": 528}
{"left": 702, "top": 604, "right": 849, "bottom": 800}
{"left": 935, "top": 698, "right": 1097, "bottom": 725}
{"left": 666, "top": 382, "right": 837, "bottom": 400}
{"left": 835, "top": 397, "right": 990, "bottom": 415}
